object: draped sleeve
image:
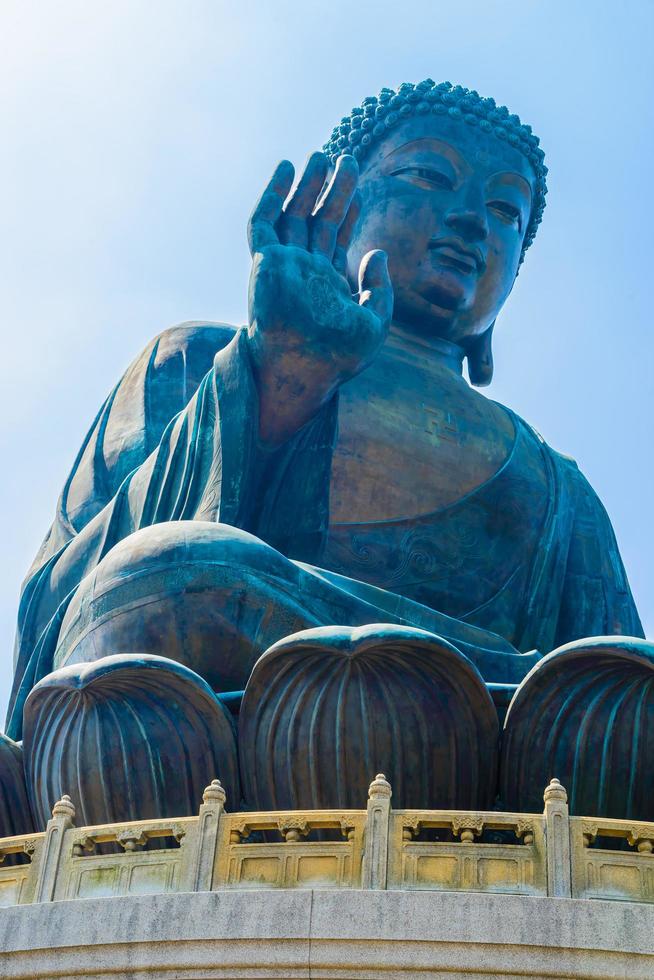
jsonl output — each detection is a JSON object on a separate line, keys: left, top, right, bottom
{"left": 505, "top": 425, "right": 642, "bottom": 654}
{"left": 553, "top": 461, "right": 644, "bottom": 645}
{"left": 7, "top": 329, "right": 337, "bottom": 737}
{"left": 23, "top": 321, "right": 236, "bottom": 586}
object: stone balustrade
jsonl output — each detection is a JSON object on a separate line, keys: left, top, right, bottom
{"left": 1, "top": 776, "right": 653, "bottom": 908}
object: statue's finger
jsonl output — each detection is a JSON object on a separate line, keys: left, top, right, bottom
{"left": 278, "top": 152, "right": 329, "bottom": 247}
{"left": 358, "top": 249, "right": 394, "bottom": 328}
{"left": 247, "top": 159, "right": 295, "bottom": 254}
{"left": 309, "top": 155, "right": 358, "bottom": 260}
{"left": 332, "top": 190, "right": 361, "bottom": 276}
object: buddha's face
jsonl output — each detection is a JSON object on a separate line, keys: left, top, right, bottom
{"left": 346, "top": 114, "right": 536, "bottom": 347}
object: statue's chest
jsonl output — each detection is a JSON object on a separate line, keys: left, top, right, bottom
{"left": 325, "top": 400, "right": 550, "bottom": 637}
{"left": 330, "top": 371, "right": 516, "bottom": 524}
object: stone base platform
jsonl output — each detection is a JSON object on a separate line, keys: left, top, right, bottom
{"left": 0, "top": 888, "right": 652, "bottom": 980}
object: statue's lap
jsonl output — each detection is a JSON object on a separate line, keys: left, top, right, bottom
{"left": 54, "top": 519, "right": 534, "bottom": 694}
{"left": 28, "top": 515, "right": 654, "bottom": 822}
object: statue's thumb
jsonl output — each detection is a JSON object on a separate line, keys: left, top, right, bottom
{"left": 358, "top": 249, "right": 393, "bottom": 326}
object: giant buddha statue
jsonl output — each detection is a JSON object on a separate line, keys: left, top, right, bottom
{"left": 1, "top": 80, "right": 650, "bottom": 836}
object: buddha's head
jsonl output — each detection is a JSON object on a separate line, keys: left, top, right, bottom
{"left": 324, "top": 81, "right": 547, "bottom": 384}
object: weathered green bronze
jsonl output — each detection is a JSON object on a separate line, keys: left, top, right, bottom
{"left": 2, "top": 80, "right": 647, "bottom": 829}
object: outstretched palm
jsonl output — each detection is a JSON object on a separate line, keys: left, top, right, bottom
{"left": 246, "top": 152, "right": 393, "bottom": 445}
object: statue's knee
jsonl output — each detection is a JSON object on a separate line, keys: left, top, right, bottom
{"left": 239, "top": 624, "right": 499, "bottom": 811}
{"left": 23, "top": 653, "right": 239, "bottom": 828}
{"left": 55, "top": 521, "right": 293, "bottom": 691}
{"left": 90, "top": 520, "right": 278, "bottom": 576}
{"left": 501, "top": 637, "right": 654, "bottom": 819}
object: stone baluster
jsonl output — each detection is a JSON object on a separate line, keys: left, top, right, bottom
{"left": 33, "top": 795, "right": 76, "bottom": 904}
{"left": 189, "top": 779, "right": 226, "bottom": 892}
{"left": 362, "top": 773, "right": 392, "bottom": 890}
{"left": 543, "top": 778, "right": 571, "bottom": 898}
{"left": 452, "top": 816, "right": 484, "bottom": 843}
{"left": 627, "top": 827, "right": 654, "bottom": 854}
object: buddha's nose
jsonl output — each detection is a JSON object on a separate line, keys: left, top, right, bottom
{"left": 444, "top": 205, "right": 489, "bottom": 243}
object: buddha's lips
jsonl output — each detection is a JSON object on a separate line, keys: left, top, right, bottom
{"left": 429, "top": 238, "right": 485, "bottom": 275}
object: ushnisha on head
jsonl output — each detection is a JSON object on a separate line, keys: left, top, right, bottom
{"left": 323, "top": 80, "right": 548, "bottom": 384}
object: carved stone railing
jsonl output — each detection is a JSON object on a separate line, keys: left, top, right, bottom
{"left": 570, "top": 814, "right": 654, "bottom": 903}
{"left": 0, "top": 830, "right": 44, "bottom": 906}
{"left": 1, "top": 776, "right": 653, "bottom": 908}
{"left": 388, "top": 808, "right": 547, "bottom": 895}
{"left": 214, "top": 807, "right": 367, "bottom": 889}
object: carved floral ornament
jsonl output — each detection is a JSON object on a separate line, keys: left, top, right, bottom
{"left": 115, "top": 829, "right": 148, "bottom": 851}
{"left": 515, "top": 819, "right": 535, "bottom": 844}
{"left": 0, "top": 836, "right": 41, "bottom": 865}
{"left": 626, "top": 827, "right": 654, "bottom": 851}
{"left": 450, "top": 815, "right": 485, "bottom": 839}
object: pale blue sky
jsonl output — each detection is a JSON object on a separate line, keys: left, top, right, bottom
{"left": 1, "top": 1, "right": 652, "bottom": 725}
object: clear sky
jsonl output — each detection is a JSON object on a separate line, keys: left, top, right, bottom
{"left": 1, "top": 1, "right": 652, "bottom": 726}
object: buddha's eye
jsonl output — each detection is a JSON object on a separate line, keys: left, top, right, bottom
{"left": 390, "top": 166, "right": 454, "bottom": 191}
{"left": 488, "top": 200, "right": 523, "bottom": 232}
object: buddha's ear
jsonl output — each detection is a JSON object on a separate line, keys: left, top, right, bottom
{"left": 466, "top": 321, "right": 495, "bottom": 387}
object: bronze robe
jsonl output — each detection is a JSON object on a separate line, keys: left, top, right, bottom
{"left": 7, "top": 323, "right": 642, "bottom": 738}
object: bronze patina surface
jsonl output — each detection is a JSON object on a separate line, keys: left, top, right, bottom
{"left": 1, "top": 80, "right": 647, "bottom": 828}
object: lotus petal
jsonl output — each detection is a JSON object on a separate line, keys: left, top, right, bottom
{"left": 0, "top": 734, "right": 34, "bottom": 838}
{"left": 23, "top": 653, "right": 240, "bottom": 828}
{"left": 239, "top": 623, "right": 498, "bottom": 810}
{"left": 501, "top": 637, "right": 654, "bottom": 819}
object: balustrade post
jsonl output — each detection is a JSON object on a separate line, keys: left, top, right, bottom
{"left": 543, "top": 778, "right": 572, "bottom": 898}
{"left": 362, "top": 773, "right": 392, "bottom": 889}
{"left": 33, "top": 795, "right": 76, "bottom": 903}
{"left": 189, "top": 779, "right": 226, "bottom": 892}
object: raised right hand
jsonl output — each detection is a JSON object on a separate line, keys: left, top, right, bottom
{"left": 246, "top": 152, "right": 393, "bottom": 445}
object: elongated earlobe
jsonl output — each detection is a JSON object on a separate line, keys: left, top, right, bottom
{"left": 467, "top": 321, "right": 495, "bottom": 386}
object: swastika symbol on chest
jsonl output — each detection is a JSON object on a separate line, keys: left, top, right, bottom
{"left": 423, "top": 404, "right": 460, "bottom": 445}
